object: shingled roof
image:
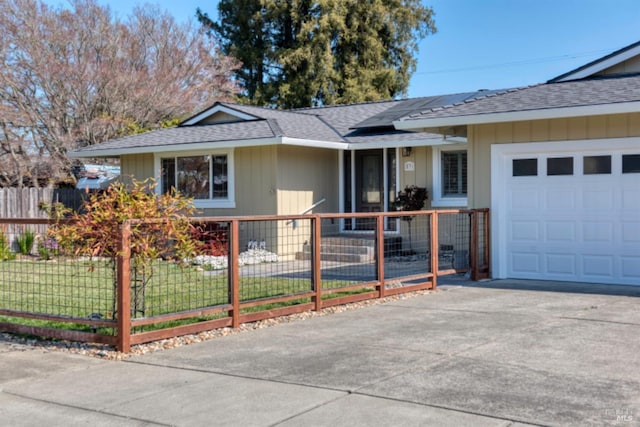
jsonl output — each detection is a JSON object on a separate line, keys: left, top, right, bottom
{"left": 72, "top": 98, "right": 457, "bottom": 157}
{"left": 71, "top": 120, "right": 285, "bottom": 156}
{"left": 396, "top": 73, "right": 640, "bottom": 126}
{"left": 212, "top": 103, "right": 345, "bottom": 142}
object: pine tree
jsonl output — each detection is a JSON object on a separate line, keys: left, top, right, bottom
{"left": 198, "top": 0, "right": 436, "bottom": 108}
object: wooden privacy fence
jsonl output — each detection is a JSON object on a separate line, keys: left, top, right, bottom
{"left": 0, "top": 188, "right": 86, "bottom": 218}
{"left": 0, "top": 209, "right": 489, "bottom": 353}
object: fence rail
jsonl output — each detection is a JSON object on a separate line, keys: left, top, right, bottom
{"left": 0, "top": 209, "right": 489, "bottom": 352}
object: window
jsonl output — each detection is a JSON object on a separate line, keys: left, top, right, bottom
{"left": 442, "top": 151, "right": 467, "bottom": 196}
{"left": 432, "top": 146, "right": 467, "bottom": 207}
{"left": 547, "top": 157, "right": 573, "bottom": 176}
{"left": 513, "top": 158, "right": 537, "bottom": 176}
{"left": 583, "top": 155, "right": 611, "bottom": 175}
{"left": 159, "top": 151, "right": 234, "bottom": 208}
{"left": 622, "top": 154, "right": 640, "bottom": 173}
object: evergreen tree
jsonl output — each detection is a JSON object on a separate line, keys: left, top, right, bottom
{"left": 198, "top": 0, "right": 436, "bottom": 108}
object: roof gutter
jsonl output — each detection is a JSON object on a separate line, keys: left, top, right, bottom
{"left": 68, "top": 137, "right": 283, "bottom": 158}
{"left": 393, "top": 101, "right": 640, "bottom": 130}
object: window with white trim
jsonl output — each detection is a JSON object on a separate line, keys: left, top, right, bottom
{"left": 432, "top": 145, "right": 468, "bottom": 207}
{"left": 159, "top": 151, "right": 235, "bottom": 208}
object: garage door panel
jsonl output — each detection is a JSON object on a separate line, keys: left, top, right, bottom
{"left": 582, "top": 255, "right": 615, "bottom": 279}
{"left": 582, "top": 189, "right": 614, "bottom": 210}
{"left": 621, "top": 257, "right": 640, "bottom": 279}
{"left": 622, "top": 189, "right": 640, "bottom": 209}
{"left": 582, "top": 222, "right": 614, "bottom": 243}
{"left": 545, "top": 188, "right": 576, "bottom": 209}
{"left": 511, "top": 252, "right": 541, "bottom": 274}
{"left": 511, "top": 221, "right": 540, "bottom": 241}
{"left": 545, "top": 221, "right": 575, "bottom": 241}
{"left": 546, "top": 254, "right": 577, "bottom": 275}
{"left": 497, "top": 141, "right": 640, "bottom": 286}
{"left": 510, "top": 189, "right": 540, "bottom": 210}
{"left": 622, "top": 223, "right": 640, "bottom": 242}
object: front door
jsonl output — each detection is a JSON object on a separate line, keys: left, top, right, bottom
{"left": 355, "top": 150, "right": 383, "bottom": 229}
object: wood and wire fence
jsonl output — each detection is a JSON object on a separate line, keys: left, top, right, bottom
{"left": 0, "top": 209, "right": 489, "bottom": 352}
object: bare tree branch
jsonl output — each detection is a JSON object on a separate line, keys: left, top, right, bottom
{"left": 0, "top": 0, "right": 240, "bottom": 187}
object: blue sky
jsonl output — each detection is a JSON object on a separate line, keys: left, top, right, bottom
{"left": 44, "top": 0, "right": 640, "bottom": 98}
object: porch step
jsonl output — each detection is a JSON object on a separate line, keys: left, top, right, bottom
{"left": 294, "top": 235, "right": 402, "bottom": 263}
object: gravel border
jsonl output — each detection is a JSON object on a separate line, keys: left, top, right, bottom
{"left": 0, "top": 288, "right": 436, "bottom": 361}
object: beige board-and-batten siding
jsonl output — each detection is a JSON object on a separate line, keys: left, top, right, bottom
{"left": 121, "top": 147, "right": 278, "bottom": 217}
{"left": 468, "top": 112, "right": 640, "bottom": 209}
{"left": 120, "top": 145, "right": 338, "bottom": 259}
{"left": 275, "top": 145, "right": 338, "bottom": 260}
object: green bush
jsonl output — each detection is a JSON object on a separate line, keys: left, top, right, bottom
{"left": 38, "top": 238, "right": 59, "bottom": 260}
{"left": 0, "top": 229, "right": 16, "bottom": 261}
{"left": 16, "top": 229, "right": 35, "bottom": 255}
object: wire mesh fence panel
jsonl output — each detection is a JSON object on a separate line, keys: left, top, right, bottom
{"left": 237, "top": 218, "right": 313, "bottom": 305}
{"left": 317, "top": 215, "right": 377, "bottom": 292}
{"left": 133, "top": 220, "right": 232, "bottom": 319}
{"left": 438, "top": 212, "right": 471, "bottom": 272}
{"left": 382, "top": 212, "right": 432, "bottom": 288}
{"left": 0, "top": 221, "right": 115, "bottom": 331}
{"left": 475, "top": 210, "right": 490, "bottom": 276}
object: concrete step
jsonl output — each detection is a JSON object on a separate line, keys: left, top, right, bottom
{"left": 294, "top": 252, "right": 372, "bottom": 263}
{"left": 294, "top": 235, "right": 402, "bottom": 263}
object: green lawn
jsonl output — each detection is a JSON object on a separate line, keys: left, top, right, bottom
{"left": 0, "top": 257, "right": 365, "bottom": 334}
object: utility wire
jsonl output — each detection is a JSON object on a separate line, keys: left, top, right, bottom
{"left": 415, "top": 48, "right": 614, "bottom": 75}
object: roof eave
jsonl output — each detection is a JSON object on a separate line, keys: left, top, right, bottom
{"left": 282, "top": 137, "right": 349, "bottom": 150}
{"left": 394, "top": 101, "right": 640, "bottom": 130}
{"left": 68, "top": 137, "right": 284, "bottom": 158}
{"left": 345, "top": 136, "right": 466, "bottom": 150}
{"left": 548, "top": 42, "right": 640, "bottom": 83}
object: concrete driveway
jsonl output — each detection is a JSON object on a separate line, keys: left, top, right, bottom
{"left": 1, "top": 279, "right": 639, "bottom": 426}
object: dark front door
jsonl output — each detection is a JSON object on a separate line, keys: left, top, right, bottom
{"left": 355, "top": 150, "right": 383, "bottom": 229}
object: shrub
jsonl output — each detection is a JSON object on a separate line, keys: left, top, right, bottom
{"left": 38, "top": 237, "right": 59, "bottom": 260}
{"left": 16, "top": 229, "right": 36, "bottom": 255}
{"left": 0, "top": 227, "right": 16, "bottom": 261}
{"left": 45, "top": 178, "right": 198, "bottom": 317}
{"left": 191, "top": 222, "right": 228, "bottom": 256}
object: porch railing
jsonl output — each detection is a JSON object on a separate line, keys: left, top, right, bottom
{"left": 0, "top": 209, "right": 489, "bottom": 353}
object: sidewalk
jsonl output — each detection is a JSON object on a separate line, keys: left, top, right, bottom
{"left": 1, "top": 279, "right": 639, "bottom": 426}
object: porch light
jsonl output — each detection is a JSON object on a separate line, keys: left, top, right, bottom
{"left": 402, "top": 147, "right": 413, "bottom": 157}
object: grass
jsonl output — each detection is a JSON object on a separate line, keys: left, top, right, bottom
{"left": 0, "top": 257, "right": 366, "bottom": 335}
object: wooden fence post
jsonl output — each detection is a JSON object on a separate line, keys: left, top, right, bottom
{"left": 117, "top": 220, "right": 131, "bottom": 353}
{"left": 312, "top": 216, "right": 322, "bottom": 311}
{"left": 376, "top": 214, "right": 386, "bottom": 299}
{"left": 430, "top": 212, "right": 439, "bottom": 289}
{"left": 470, "top": 210, "right": 479, "bottom": 281}
{"left": 484, "top": 210, "right": 491, "bottom": 278}
{"left": 230, "top": 219, "right": 240, "bottom": 328}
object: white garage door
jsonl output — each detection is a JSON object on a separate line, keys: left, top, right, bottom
{"left": 492, "top": 139, "right": 640, "bottom": 286}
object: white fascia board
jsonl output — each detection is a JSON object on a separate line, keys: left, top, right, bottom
{"left": 345, "top": 137, "right": 466, "bottom": 150}
{"left": 182, "top": 105, "right": 257, "bottom": 126}
{"left": 393, "top": 101, "right": 640, "bottom": 130}
{"left": 554, "top": 44, "right": 640, "bottom": 82}
{"left": 68, "top": 137, "right": 283, "bottom": 158}
{"left": 280, "top": 136, "right": 468, "bottom": 151}
{"left": 281, "top": 137, "right": 350, "bottom": 150}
